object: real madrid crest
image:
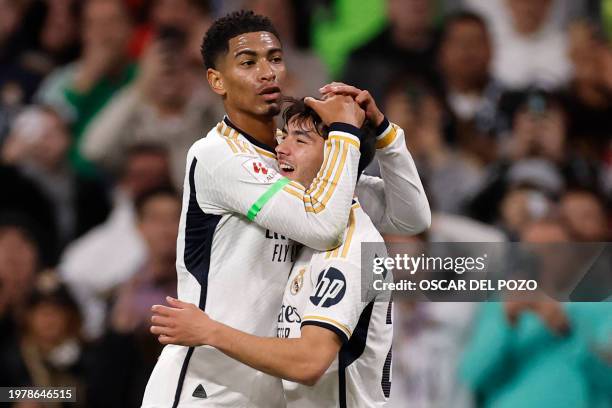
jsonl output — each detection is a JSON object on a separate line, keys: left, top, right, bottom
{"left": 290, "top": 268, "right": 306, "bottom": 295}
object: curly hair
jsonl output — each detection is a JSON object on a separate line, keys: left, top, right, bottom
{"left": 201, "top": 10, "right": 280, "bottom": 70}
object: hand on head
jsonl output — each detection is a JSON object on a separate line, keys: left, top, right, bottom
{"left": 319, "top": 82, "right": 385, "bottom": 127}
{"left": 303, "top": 94, "right": 365, "bottom": 129}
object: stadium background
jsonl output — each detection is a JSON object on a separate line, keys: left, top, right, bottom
{"left": 0, "top": 0, "right": 611, "bottom": 406}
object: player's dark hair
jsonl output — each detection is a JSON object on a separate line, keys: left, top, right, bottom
{"left": 134, "top": 185, "right": 179, "bottom": 219}
{"left": 201, "top": 10, "right": 280, "bottom": 70}
{"left": 281, "top": 97, "right": 377, "bottom": 178}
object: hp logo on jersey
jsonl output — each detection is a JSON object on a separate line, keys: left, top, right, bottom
{"left": 310, "top": 267, "right": 346, "bottom": 307}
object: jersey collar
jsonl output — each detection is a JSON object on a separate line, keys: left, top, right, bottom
{"left": 223, "top": 116, "right": 277, "bottom": 155}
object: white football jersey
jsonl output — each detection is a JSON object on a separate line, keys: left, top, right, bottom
{"left": 142, "top": 117, "right": 428, "bottom": 408}
{"left": 142, "top": 117, "right": 362, "bottom": 408}
{"left": 278, "top": 202, "right": 393, "bottom": 408}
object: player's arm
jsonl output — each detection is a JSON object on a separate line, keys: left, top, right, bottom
{"left": 201, "top": 95, "right": 365, "bottom": 251}
{"left": 358, "top": 118, "right": 431, "bottom": 234}
{"left": 320, "top": 83, "right": 431, "bottom": 235}
{"left": 150, "top": 297, "right": 341, "bottom": 386}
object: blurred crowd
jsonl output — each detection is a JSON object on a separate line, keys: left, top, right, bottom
{"left": 0, "top": 0, "right": 611, "bottom": 407}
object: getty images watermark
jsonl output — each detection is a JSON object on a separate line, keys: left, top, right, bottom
{"left": 372, "top": 252, "right": 537, "bottom": 292}
{"left": 361, "top": 242, "right": 612, "bottom": 302}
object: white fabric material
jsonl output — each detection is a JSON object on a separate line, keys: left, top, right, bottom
{"left": 356, "top": 121, "right": 431, "bottom": 235}
{"left": 279, "top": 204, "right": 393, "bottom": 407}
{"left": 143, "top": 119, "right": 429, "bottom": 407}
{"left": 143, "top": 120, "right": 361, "bottom": 408}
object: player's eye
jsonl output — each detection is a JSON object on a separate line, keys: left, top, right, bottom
{"left": 271, "top": 56, "right": 283, "bottom": 64}
{"left": 240, "top": 60, "right": 255, "bottom": 67}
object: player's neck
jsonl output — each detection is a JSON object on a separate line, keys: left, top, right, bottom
{"left": 225, "top": 109, "right": 277, "bottom": 148}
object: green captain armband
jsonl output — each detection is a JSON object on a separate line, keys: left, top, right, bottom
{"left": 246, "top": 178, "right": 291, "bottom": 221}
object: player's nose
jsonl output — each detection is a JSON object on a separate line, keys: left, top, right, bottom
{"left": 275, "top": 139, "right": 291, "bottom": 157}
{"left": 258, "top": 60, "right": 276, "bottom": 82}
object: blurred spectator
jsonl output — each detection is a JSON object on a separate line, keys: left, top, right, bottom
{"left": 0, "top": 219, "right": 40, "bottom": 347}
{"left": 86, "top": 186, "right": 179, "bottom": 408}
{"left": 383, "top": 77, "right": 484, "bottom": 214}
{"left": 387, "top": 215, "right": 506, "bottom": 408}
{"left": 343, "top": 0, "right": 439, "bottom": 103}
{"left": 463, "top": 300, "right": 612, "bottom": 407}
{"left": 0, "top": 166, "right": 58, "bottom": 265}
{"left": 460, "top": 219, "right": 612, "bottom": 408}
{"left": 496, "top": 159, "right": 565, "bottom": 237}
{"left": 559, "top": 189, "right": 610, "bottom": 241}
{"left": 0, "top": 0, "right": 81, "bottom": 89}
{"left": 81, "top": 26, "right": 220, "bottom": 187}
{"left": 18, "top": 0, "right": 82, "bottom": 77}
{"left": 465, "top": 0, "right": 572, "bottom": 90}
{"left": 248, "top": 0, "right": 330, "bottom": 97}
{"left": 60, "top": 144, "right": 171, "bottom": 339}
{"left": 0, "top": 0, "right": 45, "bottom": 108}
{"left": 437, "top": 10, "right": 504, "bottom": 164}
{"left": 468, "top": 91, "right": 602, "bottom": 226}
{"left": 563, "top": 22, "right": 612, "bottom": 162}
{"left": 0, "top": 0, "right": 38, "bottom": 140}
{"left": 502, "top": 94, "right": 567, "bottom": 163}
{"left": 499, "top": 185, "right": 557, "bottom": 238}
{"left": 464, "top": 0, "right": 589, "bottom": 29}
{"left": 130, "top": 0, "right": 213, "bottom": 67}
{"left": 0, "top": 273, "right": 87, "bottom": 407}
{"left": 149, "top": 0, "right": 210, "bottom": 28}
{"left": 36, "top": 0, "right": 137, "bottom": 177}
{"left": 429, "top": 212, "right": 509, "bottom": 242}
{"left": 0, "top": 0, "right": 28, "bottom": 63}
{"left": 1, "top": 106, "right": 111, "bottom": 252}
{"left": 521, "top": 218, "right": 571, "bottom": 242}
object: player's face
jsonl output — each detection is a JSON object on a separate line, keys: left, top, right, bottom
{"left": 275, "top": 117, "right": 325, "bottom": 187}
{"left": 213, "top": 31, "right": 286, "bottom": 118}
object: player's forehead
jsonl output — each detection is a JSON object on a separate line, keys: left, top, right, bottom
{"left": 228, "top": 31, "right": 282, "bottom": 57}
{"left": 285, "top": 116, "right": 325, "bottom": 139}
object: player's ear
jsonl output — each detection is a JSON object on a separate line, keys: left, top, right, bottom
{"left": 207, "top": 68, "right": 226, "bottom": 97}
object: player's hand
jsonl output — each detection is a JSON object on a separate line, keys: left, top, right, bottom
{"left": 319, "top": 82, "right": 385, "bottom": 128}
{"left": 151, "top": 296, "right": 217, "bottom": 346}
{"left": 304, "top": 95, "right": 365, "bottom": 128}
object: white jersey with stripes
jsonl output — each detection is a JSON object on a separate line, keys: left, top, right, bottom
{"left": 142, "top": 117, "right": 363, "bottom": 408}
{"left": 141, "top": 117, "right": 428, "bottom": 408}
{"left": 278, "top": 201, "right": 393, "bottom": 408}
